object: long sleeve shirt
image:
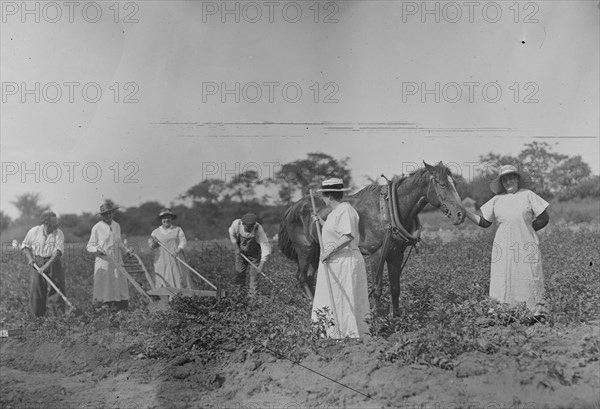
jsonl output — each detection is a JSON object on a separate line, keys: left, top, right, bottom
{"left": 21, "top": 225, "right": 64, "bottom": 257}
{"left": 228, "top": 219, "right": 271, "bottom": 262}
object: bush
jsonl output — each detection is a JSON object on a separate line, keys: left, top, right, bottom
{"left": 1, "top": 222, "right": 598, "bottom": 372}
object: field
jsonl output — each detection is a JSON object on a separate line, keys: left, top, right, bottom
{"left": 1, "top": 209, "right": 599, "bottom": 408}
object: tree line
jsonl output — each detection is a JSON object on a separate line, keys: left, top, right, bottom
{"left": 1, "top": 143, "right": 597, "bottom": 242}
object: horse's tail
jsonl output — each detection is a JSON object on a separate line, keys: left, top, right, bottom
{"left": 278, "top": 207, "right": 298, "bottom": 261}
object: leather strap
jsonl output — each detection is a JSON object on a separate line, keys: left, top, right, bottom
{"left": 387, "top": 178, "right": 420, "bottom": 244}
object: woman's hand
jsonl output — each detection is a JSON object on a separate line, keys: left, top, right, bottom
{"left": 311, "top": 215, "right": 324, "bottom": 226}
{"left": 148, "top": 236, "right": 159, "bottom": 249}
{"left": 465, "top": 209, "right": 492, "bottom": 228}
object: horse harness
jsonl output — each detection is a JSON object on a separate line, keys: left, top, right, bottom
{"left": 379, "top": 176, "right": 423, "bottom": 245}
{"left": 373, "top": 175, "right": 428, "bottom": 290}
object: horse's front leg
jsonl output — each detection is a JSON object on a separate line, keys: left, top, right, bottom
{"left": 368, "top": 246, "right": 385, "bottom": 313}
{"left": 386, "top": 250, "right": 405, "bottom": 317}
{"left": 297, "top": 248, "right": 315, "bottom": 299}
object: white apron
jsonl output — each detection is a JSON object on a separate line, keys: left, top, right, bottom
{"left": 87, "top": 220, "right": 130, "bottom": 302}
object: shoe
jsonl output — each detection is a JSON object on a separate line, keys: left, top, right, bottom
{"left": 524, "top": 314, "right": 546, "bottom": 326}
{"left": 532, "top": 314, "right": 546, "bottom": 324}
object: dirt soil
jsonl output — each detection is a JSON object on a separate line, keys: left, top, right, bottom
{"left": 1, "top": 320, "right": 599, "bottom": 409}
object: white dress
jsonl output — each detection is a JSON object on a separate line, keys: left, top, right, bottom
{"left": 311, "top": 202, "right": 370, "bottom": 338}
{"left": 480, "top": 189, "right": 549, "bottom": 312}
{"left": 87, "top": 220, "right": 130, "bottom": 302}
{"left": 150, "top": 225, "right": 189, "bottom": 288}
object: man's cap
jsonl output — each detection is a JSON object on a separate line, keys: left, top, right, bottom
{"left": 241, "top": 213, "right": 257, "bottom": 225}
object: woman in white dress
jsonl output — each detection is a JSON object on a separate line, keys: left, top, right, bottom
{"left": 148, "top": 208, "right": 190, "bottom": 288}
{"left": 311, "top": 178, "right": 370, "bottom": 339}
{"left": 465, "top": 165, "right": 550, "bottom": 319}
{"left": 87, "top": 202, "right": 131, "bottom": 310}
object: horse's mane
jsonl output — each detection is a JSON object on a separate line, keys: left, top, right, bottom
{"left": 353, "top": 163, "right": 452, "bottom": 197}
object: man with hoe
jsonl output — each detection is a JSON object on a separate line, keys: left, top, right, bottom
{"left": 21, "top": 210, "right": 65, "bottom": 317}
{"left": 228, "top": 213, "right": 270, "bottom": 296}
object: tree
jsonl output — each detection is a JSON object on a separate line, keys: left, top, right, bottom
{"left": 0, "top": 211, "right": 11, "bottom": 233}
{"left": 549, "top": 156, "right": 592, "bottom": 200}
{"left": 59, "top": 212, "right": 95, "bottom": 241}
{"left": 225, "top": 169, "right": 264, "bottom": 204}
{"left": 120, "top": 201, "right": 165, "bottom": 235}
{"left": 517, "top": 142, "right": 567, "bottom": 197}
{"left": 12, "top": 193, "right": 50, "bottom": 225}
{"left": 273, "top": 153, "right": 353, "bottom": 205}
{"left": 460, "top": 175, "right": 495, "bottom": 208}
{"left": 478, "top": 152, "right": 519, "bottom": 167}
{"left": 181, "top": 179, "right": 227, "bottom": 204}
{"left": 571, "top": 175, "right": 600, "bottom": 199}
{"left": 180, "top": 179, "right": 230, "bottom": 239}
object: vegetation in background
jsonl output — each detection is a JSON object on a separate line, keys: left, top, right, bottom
{"left": 2, "top": 143, "right": 597, "bottom": 243}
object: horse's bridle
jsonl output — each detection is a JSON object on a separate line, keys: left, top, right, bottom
{"left": 425, "top": 171, "right": 453, "bottom": 217}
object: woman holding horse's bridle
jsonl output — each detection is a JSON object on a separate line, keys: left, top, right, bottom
{"left": 465, "top": 165, "right": 550, "bottom": 321}
{"left": 311, "top": 178, "right": 370, "bottom": 339}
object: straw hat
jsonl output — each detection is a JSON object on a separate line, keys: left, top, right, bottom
{"left": 99, "top": 202, "right": 120, "bottom": 215}
{"left": 316, "top": 178, "right": 352, "bottom": 192}
{"left": 490, "top": 165, "right": 531, "bottom": 194}
{"left": 158, "top": 208, "right": 177, "bottom": 220}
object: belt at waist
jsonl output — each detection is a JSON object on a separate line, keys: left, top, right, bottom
{"left": 34, "top": 255, "right": 57, "bottom": 263}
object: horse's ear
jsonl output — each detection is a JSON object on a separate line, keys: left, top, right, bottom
{"left": 423, "top": 161, "right": 434, "bottom": 172}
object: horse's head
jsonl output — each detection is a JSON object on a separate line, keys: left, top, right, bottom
{"left": 423, "top": 161, "right": 465, "bottom": 225}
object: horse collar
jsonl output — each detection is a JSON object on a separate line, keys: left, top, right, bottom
{"left": 380, "top": 178, "right": 420, "bottom": 244}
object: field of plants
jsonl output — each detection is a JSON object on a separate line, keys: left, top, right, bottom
{"left": 1, "top": 215, "right": 599, "bottom": 408}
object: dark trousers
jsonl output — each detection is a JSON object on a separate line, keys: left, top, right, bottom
{"left": 30, "top": 256, "right": 65, "bottom": 317}
{"left": 234, "top": 252, "right": 259, "bottom": 291}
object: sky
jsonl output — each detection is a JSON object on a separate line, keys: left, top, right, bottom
{"left": 1, "top": 0, "right": 599, "bottom": 219}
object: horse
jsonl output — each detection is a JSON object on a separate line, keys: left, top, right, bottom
{"left": 278, "top": 161, "right": 466, "bottom": 315}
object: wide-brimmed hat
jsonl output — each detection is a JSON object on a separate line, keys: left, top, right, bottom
{"left": 158, "top": 208, "right": 177, "bottom": 220}
{"left": 316, "top": 178, "right": 352, "bottom": 192}
{"left": 490, "top": 165, "right": 531, "bottom": 194}
{"left": 241, "top": 213, "right": 257, "bottom": 225}
{"left": 99, "top": 202, "right": 120, "bottom": 215}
